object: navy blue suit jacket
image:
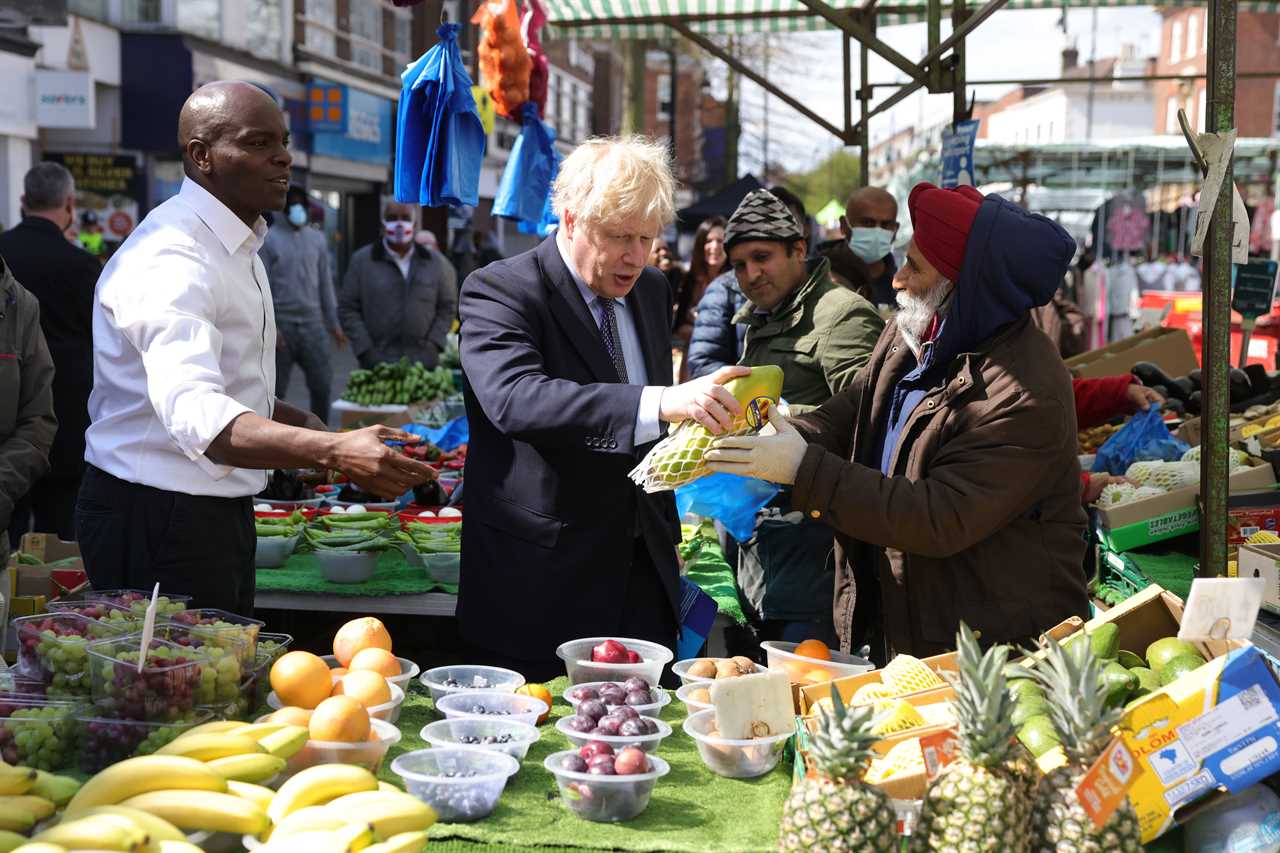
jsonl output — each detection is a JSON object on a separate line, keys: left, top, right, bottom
{"left": 457, "top": 236, "right": 681, "bottom": 662}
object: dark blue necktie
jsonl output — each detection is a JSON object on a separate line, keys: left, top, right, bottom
{"left": 597, "top": 298, "right": 629, "bottom": 383}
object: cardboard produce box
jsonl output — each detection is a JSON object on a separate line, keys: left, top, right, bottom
{"left": 1066, "top": 327, "right": 1198, "bottom": 380}
{"left": 1097, "top": 457, "right": 1277, "bottom": 552}
{"left": 1236, "top": 543, "right": 1280, "bottom": 614}
{"left": 1119, "top": 645, "right": 1280, "bottom": 842}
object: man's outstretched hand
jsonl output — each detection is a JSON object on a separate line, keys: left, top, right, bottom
{"left": 327, "top": 426, "right": 436, "bottom": 499}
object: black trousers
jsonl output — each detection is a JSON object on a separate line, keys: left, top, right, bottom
{"left": 468, "top": 535, "right": 679, "bottom": 684}
{"left": 75, "top": 464, "right": 256, "bottom": 617}
{"left": 7, "top": 472, "right": 81, "bottom": 548}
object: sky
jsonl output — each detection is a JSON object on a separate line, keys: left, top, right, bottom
{"left": 721, "top": 5, "right": 1164, "bottom": 175}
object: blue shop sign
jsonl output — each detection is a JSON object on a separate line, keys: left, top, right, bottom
{"left": 307, "top": 82, "right": 348, "bottom": 133}
{"left": 311, "top": 83, "right": 393, "bottom": 166}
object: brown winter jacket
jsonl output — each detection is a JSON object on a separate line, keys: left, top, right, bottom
{"left": 790, "top": 315, "right": 1090, "bottom": 658}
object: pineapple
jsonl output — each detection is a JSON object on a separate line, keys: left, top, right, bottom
{"left": 779, "top": 686, "right": 898, "bottom": 852}
{"left": 914, "top": 624, "right": 1032, "bottom": 852}
{"left": 1024, "top": 636, "right": 1142, "bottom": 853}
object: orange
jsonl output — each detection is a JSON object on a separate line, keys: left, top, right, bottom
{"left": 331, "top": 667, "right": 349, "bottom": 678}
{"left": 309, "top": 695, "right": 371, "bottom": 743}
{"left": 333, "top": 617, "right": 393, "bottom": 667}
{"left": 803, "top": 668, "right": 833, "bottom": 685}
{"left": 515, "top": 683, "right": 553, "bottom": 724}
{"left": 793, "top": 639, "right": 832, "bottom": 661}
{"left": 784, "top": 661, "right": 810, "bottom": 683}
{"left": 331, "top": 669, "right": 392, "bottom": 708}
{"left": 349, "top": 648, "right": 402, "bottom": 679}
{"left": 270, "top": 651, "right": 333, "bottom": 709}
{"left": 268, "top": 706, "right": 313, "bottom": 726}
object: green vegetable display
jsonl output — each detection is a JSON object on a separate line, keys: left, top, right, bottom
{"left": 341, "top": 359, "right": 454, "bottom": 406}
{"left": 396, "top": 521, "right": 461, "bottom": 554}
{"left": 255, "top": 511, "right": 305, "bottom": 538}
{"left": 301, "top": 511, "right": 398, "bottom": 552}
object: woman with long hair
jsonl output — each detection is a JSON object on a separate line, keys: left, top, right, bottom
{"left": 673, "top": 216, "right": 728, "bottom": 343}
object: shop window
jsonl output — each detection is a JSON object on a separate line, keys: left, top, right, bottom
{"left": 350, "top": 0, "right": 383, "bottom": 72}
{"left": 121, "top": 0, "right": 162, "bottom": 24}
{"left": 1186, "top": 13, "right": 1198, "bottom": 59}
{"left": 1170, "top": 20, "right": 1182, "bottom": 64}
{"left": 657, "top": 74, "right": 672, "bottom": 123}
{"left": 304, "top": 0, "right": 337, "bottom": 56}
{"left": 68, "top": 0, "right": 108, "bottom": 22}
{"left": 247, "top": 0, "right": 284, "bottom": 62}
{"left": 395, "top": 13, "right": 411, "bottom": 63}
{"left": 1165, "top": 95, "right": 1179, "bottom": 134}
{"left": 175, "top": 0, "right": 220, "bottom": 41}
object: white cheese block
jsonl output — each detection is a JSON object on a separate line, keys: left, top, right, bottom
{"left": 709, "top": 670, "right": 794, "bottom": 739}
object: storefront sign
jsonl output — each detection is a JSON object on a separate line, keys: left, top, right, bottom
{"left": 307, "top": 82, "right": 348, "bottom": 133}
{"left": 35, "top": 69, "right": 94, "bottom": 128}
{"left": 310, "top": 82, "right": 392, "bottom": 167}
{"left": 44, "top": 152, "right": 144, "bottom": 242}
{"left": 940, "top": 119, "right": 980, "bottom": 189}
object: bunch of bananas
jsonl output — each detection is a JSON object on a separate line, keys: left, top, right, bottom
{"left": 0, "top": 765, "right": 81, "bottom": 849}
{"left": 150, "top": 718, "right": 309, "bottom": 784}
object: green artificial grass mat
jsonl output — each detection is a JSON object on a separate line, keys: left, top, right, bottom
{"left": 255, "top": 550, "right": 457, "bottom": 596}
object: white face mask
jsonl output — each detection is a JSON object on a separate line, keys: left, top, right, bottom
{"left": 848, "top": 227, "right": 895, "bottom": 263}
{"left": 383, "top": 219, "right": 413, "bottom": 244}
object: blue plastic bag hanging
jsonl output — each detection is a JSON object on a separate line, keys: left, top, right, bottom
{"left": 1091, "top": 404, "right": 1190, "bottom": 475}
{"left": 675, "top": 473, "right": 781, "bottom": 543}
{"left": 395, "top": 23, "right": 486, "bottom": 208}
{"left": 493, "top": 102, "right": 558, "bottom": 227}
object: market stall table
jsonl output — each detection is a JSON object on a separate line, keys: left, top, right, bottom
{"left": 380, "top": 676, "right": 789, "bottom": 852}
{"left": 254, "top": 549, "right": 458, "bottom": 616}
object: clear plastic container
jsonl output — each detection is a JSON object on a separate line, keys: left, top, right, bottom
{"left": 423, "top": 553, "right": 460, "bottom": 584}
{"left": 153, "top": 623, "right": 246, "bottom": 711}
{"left": 93, "top": 590, "right": 192, "bottom": 618}
{"left": 73, "top": 709, "right": 215, "bottom": 774}
{"left": 682, "top": 709, "right": 793, "bottom": 779}
{"left": 46, "top": 599, "right": 133, "bottom": 623}
{"left": 0, "top": 697, "right": 81, "bottom": 771}
{"left": 419, "top": 665, "right": 525, "bottom": 702}
{"left": 255, "top": 535, "right": 298, "bottom": 568}
{"left": 13, "top": 613, "right": 132, "bottom": 698}
{"left": 256, "top": 633, "right": 294, "bottom": 668}
{"left": 391, "top": 747, "right": 518, "bottom": 823}
{"left": 554, "top": 715, "right": 672, "bottom": 754}
{"left": 321, "top": 654, "right": 419, "bottom": 692}
{"left": 671, "top": 657, "right": 767, "bottom": 686}
{"left": 315, "top": 551, "right": 377, "bottom": 584}
{"left": 266, "top": 681, "right": 405, "bottom": 724}
{"left": 562, "top": 680, "right": 670, "bottom": 719}
{"left": 420, "top": 718, "right": 540, "bottom": 762}
{"left": 87, "top": 636, "right": 205, "bottom": 721}
{"left": 675, "top": 682, "right": 713, "bottom": 715}
{"left": 555, "top": 637, "right": 673, "bottom": 687}
{"left": 273, "top": 717, "right": 400, "bottom": 779}
{"left": 759, "top": 640, "right": 873, "bottom": 684}
{"left": 436, "top": 691, "right": 547, "bottom": 727}
{"left": 543, "top": 750, "right": 670, "bottom": 823}
{"left": 166, "top": 609, "right": 264, "bottom": 667}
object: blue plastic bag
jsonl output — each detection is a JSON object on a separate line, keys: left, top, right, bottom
{"left": 394, "top": 23, "right": 486, "bottom": 207}
{"left": 675, "top": 473, "right": 781, "bottom": 543}
{"left": 493, "top": 102, "right": 558, "bottom": 227}
{"left": 400, "top": 417, "right": 469, "bottom": 453}
{"left": 1091, "top": 405, "right": 1189, "bottom": 475}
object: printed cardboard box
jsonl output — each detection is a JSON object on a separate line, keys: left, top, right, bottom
{"left": 1119, "top": 646, "right": 1280, "bottom": 842}
{"left": 1066, "top": 327, "right": 1198, "bottom": 379}
{"left": 1097, "top": 458, "right": 1277, "bottom": 552}
{"left": 1236, "top": 543, "right": 1280, "bottom": 615}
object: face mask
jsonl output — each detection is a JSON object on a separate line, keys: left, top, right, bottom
{"left": 287, "top": 204, "right": 307, "bottom": 227}
{"left": 848, "top": 227, "right": 894, "bottom": 263}
{"left": 383, "top": 220, "right": 413, "bottom": 244}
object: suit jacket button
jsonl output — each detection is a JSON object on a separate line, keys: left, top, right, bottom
{"left": 609, "top": 439, "right": 617, "bottom": 448}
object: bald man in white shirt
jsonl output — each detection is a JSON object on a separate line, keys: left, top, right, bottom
{"left": 77, "top": 81, "right": 434, "bottom": 615}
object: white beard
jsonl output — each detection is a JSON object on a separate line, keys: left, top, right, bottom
{"left": 897, "top": 280, "right": 953, "bottom": 356}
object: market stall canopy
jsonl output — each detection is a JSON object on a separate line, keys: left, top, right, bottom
{"left": 546, "top": 0, "right": 1280, "bottom": 33}
{"left": 677, "top": 174, "right": 763, "bottom": 229}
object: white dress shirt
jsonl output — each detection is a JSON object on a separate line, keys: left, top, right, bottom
{"left": 556, "top": 237, "right": 663, "bottom": 445}
{"left": 85, "top": 177, "right": 277, "bottom": 497}
{"left": 384, "top": 240, "right": 413, "bottom": 280}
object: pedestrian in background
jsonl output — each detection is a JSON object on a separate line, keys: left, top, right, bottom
{"left": 340, "top": 199, "right": 458, "bottom": 370}
{"left": 0, "top": 255, "right": 56, "bottom": 562}
{"left": 673, "top": 216, "right": 728, "bottom": 346}
{"left": 259, "top": 185, "right": 346, "bottom": 425}
{"left": 78, "top": 211, "right": 105, "bottom": 258}
{"left": 0, "top": 162, "right": 99, "bottom": 542}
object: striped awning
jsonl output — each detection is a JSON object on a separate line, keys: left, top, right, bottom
{"left": 548, "top": 0, "right": 1280, "bottom": 35}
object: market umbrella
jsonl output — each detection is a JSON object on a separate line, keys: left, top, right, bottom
{"left": 394, "top": 22, "right": 486, "bottom": 208}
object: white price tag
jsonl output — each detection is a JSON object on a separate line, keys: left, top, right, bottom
{"left": 1179, "top": 577, "right": 1263, "bottom": 641}
{"left": 136, "top": 583, "right": 160, "bottom": 673}
{"left": 1177, "top": 684, "right": 1279, "bottom": 760}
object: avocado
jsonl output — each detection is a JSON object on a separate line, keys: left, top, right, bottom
{"left": 1146, "top": 638, "right": 1204, "bottom": 674}
{"left": 1065, "top": 623, "right": 1120, "bottom": 661}
{"left": 1101, "top": 662, "right": 1140, "bottom": 707}
{"left": 1130, "top": 667, "right": 1160, "bottom": 695}
{"left": 1158, "top": 654, "right": 1206, "bottom": 686}
{"left": 1009, "top": 678, "right": 1046, "bottom": 706}
{"left": 1116, "top": 650, "right": 1146, "bottom": 670}
{"left": 1012, "top": 694, "right": 1051, "bottom": 728}
{"left": 1018, "top": 715, "right": 1061, "bottom": 758}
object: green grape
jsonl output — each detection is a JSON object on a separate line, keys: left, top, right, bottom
{"left": 3, "top": 707, "right": 74, "bottom": 771}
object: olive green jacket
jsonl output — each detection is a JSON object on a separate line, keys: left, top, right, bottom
{"left": 736, "top": 257, "right": 884, "bottom": 409}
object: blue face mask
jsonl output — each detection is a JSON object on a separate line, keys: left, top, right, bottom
{"left": 848, "top": 227, "right": 894, "bottom": 263}
{"left": 287, "top": 203, "right": 307, "bottom": 227}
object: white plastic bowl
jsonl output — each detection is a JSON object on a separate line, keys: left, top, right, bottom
{"left": 267, "top": 681, "right": 404, "bottom": 723}
{"left": 315, "top": 550, "right": 377, "bottom": 583}
{"left": 392, "top": 747, "right": 518, "bottom": 822}
{"left": 435, "top": 691, "right": 548, "bottom": 727}
{"left": 759, "top": 640, "right": 874, "bottom": 685}
{"left": 562, "top": 680, "right": 670, "bottom": 719}
{"left": 258, "top": 717, "right": 401, "bottom": 779}
{"left": 675, "top": 682, "right": 713, "bottom": 715}
{"left": 333, "top": 499, "right": 399, "bottom": 511}
{"left": 321, "top": 654, "right": 420, "bottom": 692}
{"left": 555, "top": 637, "right": 673, "bottom": 686}
{"left": 682, "top": 708, "right": 793, "bottom": 779}
{"left": 423, "top": 553, "right": 461, "bottom": 584}
{"left": 254, "top": 534, "right": 297, "bottom": 568}
{"left": 544, "top": 750, "right": 670, "bottom": 822}
{"left": 420, "top": 665, "right": 525, "bottom": 702}
{"left": 671, "top": 657, "right": 766, "bottom": 686}
{"left": 554, "top": 714, "right": 672, "bottom": 754}
{"left": 420, "top": 717, "right": 540, "bottom": 763}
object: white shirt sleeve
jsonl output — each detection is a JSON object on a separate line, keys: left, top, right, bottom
{"left": 99, "top": 241, "right": 253, "bottom": 480}
{"left": 635, "top": 385, "right": 664, "bottom": 445}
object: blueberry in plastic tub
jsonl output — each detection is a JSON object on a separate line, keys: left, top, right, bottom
{"left": 420, "top": 717, "right": 540, "bottom": 763}
{"left": 419, "top": 665, "right": 524, "bottom": 702}
{"left": 391, "top": 747, "right": 518, "bottom": 822}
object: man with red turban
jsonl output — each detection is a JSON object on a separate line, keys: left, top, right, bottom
{"left": 707, "top": 183, "right": 1090, "bottom": 660}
